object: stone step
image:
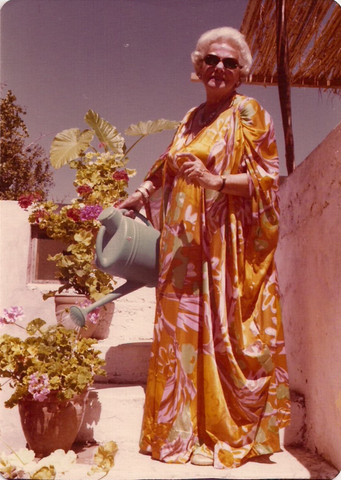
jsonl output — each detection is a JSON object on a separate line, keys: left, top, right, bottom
{"left": 73, "top": 384, "right": 338, "bottom": 480}
{"left": 99, "top": 284, "right": 155, "bottom": 346}
{"left": 96, "top": 341, "right": 151, "bottom": 384}
{"left": 76, "top": 383, "right": 305, "bottom": 449}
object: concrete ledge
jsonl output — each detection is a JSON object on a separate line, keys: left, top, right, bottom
{"left": 96, "top": 342, "right": 152, "bottom": 384}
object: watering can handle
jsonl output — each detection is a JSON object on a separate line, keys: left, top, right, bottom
{"left": 120, "top": 208, "right": 152, "bottom": 227}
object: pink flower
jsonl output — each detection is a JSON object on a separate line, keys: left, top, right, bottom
{"left": 66, "top": 207, "right": 81, "bottom": 222}
{"left": 28, "top": 372, "right": 50, "bottom": 402}
{"left": 18, "top": 192, "right": 43, "bottom": 210}
{"left": 78, "top": 299, "right": 100, "bottom": 324}
{"left": 113, "top": 170, "right": 129, "bottom": 182}
{"left": 88, "top": 310, "right": 100, "bottom": 324}
{"left": 79, "top": 205, "right": 103, "bottom": 221}
{"left": 77, "top": 185, "right": 93, "bottom": 197}
{"left": 0, "top": 306, "right": 25, "bottom": 325}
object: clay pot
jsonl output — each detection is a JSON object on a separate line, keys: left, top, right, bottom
{"left": 91, "top": 302, "right": 115, "bottom": 340}
{"left": 54, "top": 294, "right": 114, "bottom": 340}
{"left": 18, "top": 390, "right": 88, "bottom": 457}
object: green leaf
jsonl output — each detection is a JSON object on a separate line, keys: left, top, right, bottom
{"left": 84, "top": 110, "right": 125, "bottom": 154}
{"left": 26, "top": 318, "right": 46, "bottom": 336}
{"left": 125, "top": 118, "right": 179, "bottom": 136}
{"left": 88, "top": 441, "right": 118, "bottom": 476}
{"left": 49, "top": 376, "right": 60, "bottom": 388}
{"left": 50, "top": 128, "right": 94, "bottom": 169}
{"left": 5, "top": 385, "right": 28, "bottom": 408}
{"left": 57, "top": 255, "right": 75, "bottom": 268}
{"left": 74, "top": 230, "right": 93, "bottom": 246}
{"left": 62, "top": 388, "right": 75, "bottom": 400}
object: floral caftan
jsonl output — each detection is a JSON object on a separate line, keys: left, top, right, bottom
{"left": 140, "top": 94, "right": 290, "bottom": 469}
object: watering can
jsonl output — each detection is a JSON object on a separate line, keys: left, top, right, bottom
{"left": 69, "top": 206, "right": 160, "bottom": 327}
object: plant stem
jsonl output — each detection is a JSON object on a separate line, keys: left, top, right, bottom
{"left": 0, "top": 438, "right": 26, "bottom": 465}
{"left": 0, "top": 378, "right": 11, "bottom": 388}
{"left": 13, "top": 322, "right": 26, "bottom": 330}
{"left": 97, "top": 471, "right": 109, "bottom": 480}
{"left": 122, "top": 135, "right": 146, "bottom": 159}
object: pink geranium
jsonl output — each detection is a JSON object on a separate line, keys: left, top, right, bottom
{"left": 78, "top": 299, "right": 100, "bottom": 324}
{"left": 0, "top": 306, "right": 25, "bottom": 325}
{"left": 113, "top": 170, "right": 129, "bottom": 182}
{"left": 77, "top": 185, "right": 93, "bottom": 197}
{"left": 79, "top": 205, "right": 103, "bottom": 221}
{"left": 18, "top": 192, "right": 43, "bottom": 210}
{"left": 28, "top": 372, "right": 50, "bottom": 402}
{"left": 66, "top": 207, "right": 81, "bottom": 222}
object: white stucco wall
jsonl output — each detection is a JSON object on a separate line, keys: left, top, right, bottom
{"left": 0, "top": 201, "right": 56, "bottom": 328}
{"left": 276, "top": 123, "right": 341, "bottom": 469}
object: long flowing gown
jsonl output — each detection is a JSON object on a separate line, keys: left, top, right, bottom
{"left": 139, "top": 93, "right": 290, "bottom": 469}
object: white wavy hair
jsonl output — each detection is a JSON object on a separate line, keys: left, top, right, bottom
{"left": 191, "top": 27, "right": 252, "bottom": 80}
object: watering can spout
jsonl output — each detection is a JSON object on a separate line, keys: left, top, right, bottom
{"left": 70, "top": 281, "right": 143, "bottom": 327}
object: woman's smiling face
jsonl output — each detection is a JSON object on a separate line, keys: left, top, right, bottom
{"left": 200, "top": 42, "right": 241, "bottom": 96}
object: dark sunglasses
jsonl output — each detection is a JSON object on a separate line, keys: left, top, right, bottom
{"left": 204, "top": 54, "right": 241, "bottom": 70}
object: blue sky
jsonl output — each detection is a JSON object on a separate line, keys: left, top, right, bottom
{"left": 1, "top": 0, "right": 340, "bottom": 201}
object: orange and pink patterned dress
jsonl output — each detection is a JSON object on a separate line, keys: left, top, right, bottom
{"left": 140, "top": 93, "right": 290, "bottom": 468}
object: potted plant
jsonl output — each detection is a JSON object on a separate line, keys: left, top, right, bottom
{"left": 18, "top": 111, "right": 178, "bottom": 338}
{"left": 0, "top": 306, "right": 106, "bottom": 457}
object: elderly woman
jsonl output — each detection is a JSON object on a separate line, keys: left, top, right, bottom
{"left": 119, "top": 27, "right": 290, "bottom": 468}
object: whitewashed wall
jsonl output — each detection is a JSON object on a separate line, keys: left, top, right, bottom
{"left": 0, "top": 201, "right": 56, "bottom": 328}
{"left": 276, "top": 122, "right": 341, "bottom": 469}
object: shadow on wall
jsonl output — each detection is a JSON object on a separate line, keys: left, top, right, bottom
{"left": 75, "top": 389, "right": 102, "bottom": 444}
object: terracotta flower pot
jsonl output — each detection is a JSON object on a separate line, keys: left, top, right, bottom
{"left": 91, "top": 302, "right": 115, "bottom": 340}
{"left": 18, "top": 390, "right": 89, "bottom": 457}
{"left": 54, "top": 294, "right": 114, "bottom": 339}
{"left": 55, "top": 294, "right": 96, "bottom": 338}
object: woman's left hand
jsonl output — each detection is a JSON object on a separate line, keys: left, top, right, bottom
{"left": 177, "top": 153, "right": 222, "bottom": 190}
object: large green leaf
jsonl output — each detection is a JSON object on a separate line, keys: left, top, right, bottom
{"left": 50, "top": 128, "right": 94, "bottom": 169}
{"left": 84, "top": 110, "right": 125, "bottom": 154}
{"left": 125, "top": 118, "right": 179, "bottom": 136}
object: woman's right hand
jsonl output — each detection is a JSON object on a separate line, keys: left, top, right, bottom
{"left": 116, "top": 191, "right": 144, "bottom": 218}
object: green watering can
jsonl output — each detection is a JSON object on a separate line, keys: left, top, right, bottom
{"left": 69, "top": 206, "right": 160, "bottom": 327}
